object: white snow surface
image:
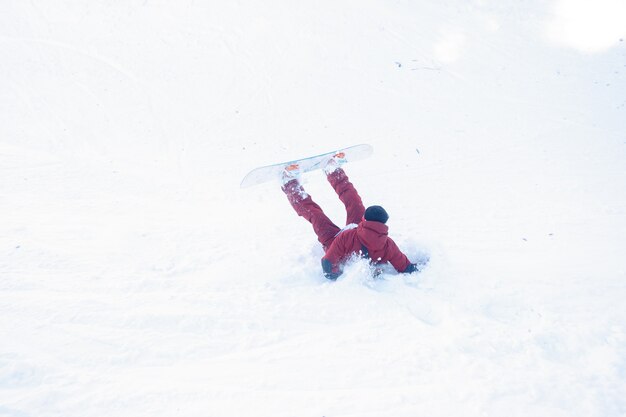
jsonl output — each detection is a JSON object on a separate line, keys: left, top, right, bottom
{"left": 2, "top": 1, "right": 626, "bottom": 416}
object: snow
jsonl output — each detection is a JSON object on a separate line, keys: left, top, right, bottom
{"left": 1, "top": 1, "right": 625, "bottom": 416}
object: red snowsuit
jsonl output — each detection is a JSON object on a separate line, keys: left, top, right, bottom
{"left": 282, "top": 168, "right": 414, "bottom": 279}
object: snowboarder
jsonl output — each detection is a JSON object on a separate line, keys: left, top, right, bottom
{"left": 281, "top": 153, "right": 420, "bottom": 280}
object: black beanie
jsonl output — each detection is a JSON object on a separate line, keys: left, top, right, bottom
{"left": 364, "top": 205, "right": 389, "bottom": 224}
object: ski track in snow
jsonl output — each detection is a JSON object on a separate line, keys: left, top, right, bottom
{"left": 1, "top": 1, "right": 626, "bottom": 417}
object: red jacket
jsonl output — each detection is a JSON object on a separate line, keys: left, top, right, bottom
{"left": 321, "top": 220, "right": 412, "bottom": 278}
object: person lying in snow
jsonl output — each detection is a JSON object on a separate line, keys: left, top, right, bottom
{"left": 281, "top": 153, "right": 420, "bottom": 280}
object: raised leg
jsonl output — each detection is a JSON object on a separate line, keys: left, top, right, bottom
{"left": 326, "top": 168, "right": 365, "bottom": 225}
{"left": 282, "top": 179, "right": 340, "bottom": 249}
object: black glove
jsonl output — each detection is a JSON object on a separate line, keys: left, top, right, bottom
{"left": 324, "top": 271, "right": 340, "bottom": 280}
{"left": 322, "top": 258, "right": 341, "bottom": 280}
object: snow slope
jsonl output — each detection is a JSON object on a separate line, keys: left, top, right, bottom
{"left": 1, "top": 1, "right": 625, "bottom": 416}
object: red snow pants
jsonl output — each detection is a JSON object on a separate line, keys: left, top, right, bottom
{"left": 282, "top": 168, "right": 365, "bottom": 249}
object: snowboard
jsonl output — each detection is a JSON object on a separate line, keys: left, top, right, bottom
{"left": 240, "top": 144, "right": 373, "bottom": 188}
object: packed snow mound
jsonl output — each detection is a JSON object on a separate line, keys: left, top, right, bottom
{"left": 1, "top": 1, "right": 625, "bottom": 417}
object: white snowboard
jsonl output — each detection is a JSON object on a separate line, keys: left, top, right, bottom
{"left": 240, "top": 144, "right": 373, "bottom": 188}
